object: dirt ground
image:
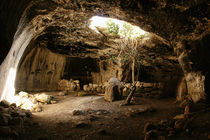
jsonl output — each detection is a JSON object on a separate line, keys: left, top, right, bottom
{"left": 16, "top": 92, "right": 210, "bottom": 140}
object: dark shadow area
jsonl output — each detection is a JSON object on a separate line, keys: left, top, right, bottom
{"left": 63, "top": 57, "right": 99, "bottom": 85}
{"left": 0, "top": 21, "right": 10, "bottom": 64}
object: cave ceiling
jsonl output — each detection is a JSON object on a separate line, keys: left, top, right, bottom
{"left": 4, "top": 0, "right": 209, "bottom": 58}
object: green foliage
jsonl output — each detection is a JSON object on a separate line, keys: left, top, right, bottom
{"left": 120, "top": 23, "right": 134, "bottom": 38}
{"left": 106, "top": 20, "right": 119, "bottom": 35}
{"left": 105, "top": 21, "right": 146, "bottom": 39}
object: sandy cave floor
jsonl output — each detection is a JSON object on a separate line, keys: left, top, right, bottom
{"left": 17, "top": 92, "right": 210, "bottom": 140}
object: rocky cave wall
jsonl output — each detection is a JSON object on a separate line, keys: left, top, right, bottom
{"left": 15, "top": 44, "right": 122, "bottom": 92}
{"left": 63, "top": 57, "right": 121, "bottom": 86}
{"left": 15, "top": 35, "right": 182, "bottom": 97}
{"left": 120, "top": 36, "right": 183, "bottom": 97}
{"left": 15, "top": 46, "right": 66, "bottom": 92}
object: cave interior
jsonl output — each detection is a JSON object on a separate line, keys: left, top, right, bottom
{"left": 0, "top": 0, "right": 210, "bottom": 139}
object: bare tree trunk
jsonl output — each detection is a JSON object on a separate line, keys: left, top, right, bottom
{"left": 132, "top": 57, "right": 135, "bottom": 83}
{"left": 136, "top": 63, "right": 140, "bottom": 81}
{"left": 121, "top": 83, "right": 136, "bottom": 105}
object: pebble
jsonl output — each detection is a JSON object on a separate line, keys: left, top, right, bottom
{"left": 96, "top": 111, "right": 101, "bottom": 115}
{"left": 173, "top": 114, "right": 185, "bottom": 120}
{"left": 51, "top": 100, "right": 57, "bottom": 104}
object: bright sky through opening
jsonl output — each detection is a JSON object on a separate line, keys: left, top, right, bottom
{"left": 89, "top": 16, "right": 146, "bottom": 38}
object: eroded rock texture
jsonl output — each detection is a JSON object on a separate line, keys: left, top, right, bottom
{"left": 15, "top": 47, "right": 66, "bottom": 92}
{"left": 0, "top": 0, "right": 209, "bottom": 102}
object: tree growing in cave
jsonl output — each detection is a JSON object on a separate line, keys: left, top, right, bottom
{"left": 106, "top": 21, "right": 147, "bottom": 105}
{"left": 117, "top": 37, "right": 145, "bottom": 105}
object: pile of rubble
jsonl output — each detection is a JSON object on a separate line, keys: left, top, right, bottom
{"left": 122, "top": 82, "right": 164, "bottom": 98}
{"left": 58, "top": 79, "right": 107, "bottom": 93}
{"left": 0, "top": 100, "right": 32, "bottom": 138}
{"left": 58, "top": 79, "right": 164, "bottom": 98}
{"left": 58, "top": 79, "right": 80, "bottom": 92}
{"left": 11, "top": 92, "right": 56, "bottom": 112}
{"left": 83, "top": 83, "right": 106, "bottom": 93}
{"left": 143, "top": 102, "right": 210, "bottom": 140}
{"left": 143, "top": 117, "right": 192, "bottom": 140}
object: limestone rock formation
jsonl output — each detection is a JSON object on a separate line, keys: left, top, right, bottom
{"left": 15, "top": 47, "right": 66, "bottom": 92}
{"left": 104, "top": 78, "right": 122, "bottom": 102}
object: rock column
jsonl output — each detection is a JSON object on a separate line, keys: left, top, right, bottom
{"left": 176, "top": 41, "right": 206, "bottom": 103}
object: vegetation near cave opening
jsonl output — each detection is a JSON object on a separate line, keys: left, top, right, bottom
{"left": 89, "top": 16, "right": 150, "bottom": 105}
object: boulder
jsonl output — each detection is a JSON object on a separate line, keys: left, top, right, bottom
{"left": 33, "top": 104, "right": 42, "bottom": 112}
{"left": 101, "top": 86, "right": 106, "bottom": 93}
{"left": 89, "top": 83, "right": 93, "bottom": 91}
{"left": 0, "top": 100, "right": 10, "bottom": 108}
{"left": 18, "top": 91, "right": 29, "bottom": 98}
{"left": 76, "top": 84, "right": 80, "bottom": 91}
{"left": 83, "top": 85, "right": 88, "bottom": 91}
{"left": 93, "top": 84, "right": 98, "bottom": 90}
{"left": 34, "top": 93, "right": 52, "bottom": 104}
{"left": 104, "top": 78, "right": 122, "bottom": 102}
{"left": 69, "top": 83, "right": 76, "bottom": 91}
{"left": 86, "top": 86, "right": 91, "bottom": 92}
{"left": 58, "top": 79, "right": 69, "bottom": 91}
{"left": 51, "top": 100, "right": 57, "bottom": 104}
{"left": 96, "top": 86, "right": 102, "bottom": 93}
{"left": 74, "top": 80, "right": 80, "bottom": 84}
